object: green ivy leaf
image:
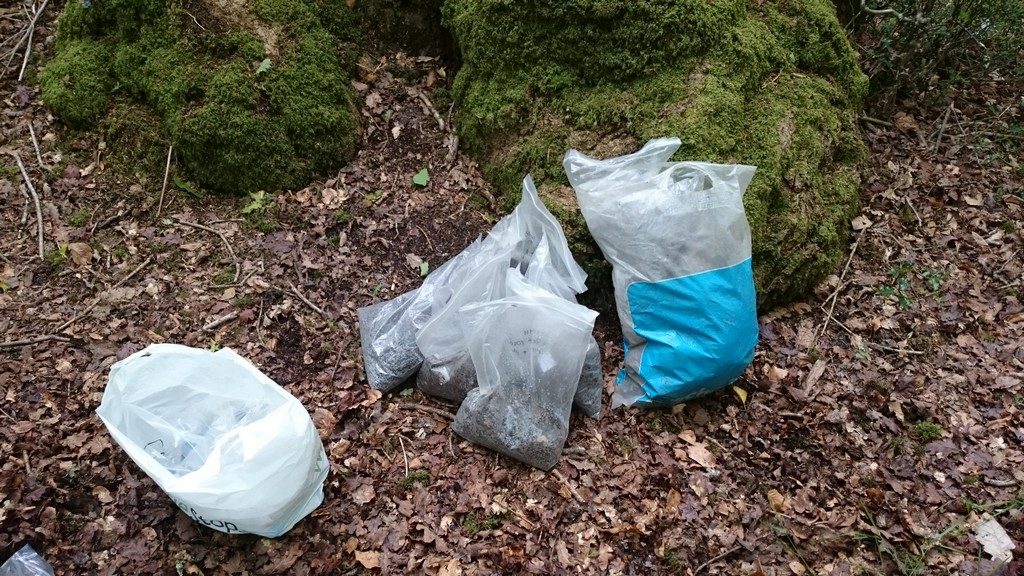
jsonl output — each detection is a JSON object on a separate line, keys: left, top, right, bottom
{"left": 412, "top": 168, "right": 429, "bottom": 187}
{"left": 419, "top": 261, "right": 429, "bottom": 277}
{"left": 256, "top": 58, "right": 272, "bottom": 75}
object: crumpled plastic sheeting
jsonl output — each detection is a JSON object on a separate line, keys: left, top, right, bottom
{"left": 0, "top": 545, "right": 54, "bottom": 576}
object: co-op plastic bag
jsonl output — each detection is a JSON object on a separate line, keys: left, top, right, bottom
{"left": 453, "top": 271, "right": 598, "bottom": 470}
{"left": 97, "top": 344, "right": 329, "bottom": 538}
{"left": 0, "top": 546, "right": 53, "bottom": 576}
{"left": 564, "top": 137, "right": 759, "bottom": 407}
{"left": 359, "top": 176, "right": 603, "bottom": 416}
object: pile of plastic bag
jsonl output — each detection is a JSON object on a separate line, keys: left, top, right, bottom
{"left": 359, "top": 176, "right": 602, "bottom": 469}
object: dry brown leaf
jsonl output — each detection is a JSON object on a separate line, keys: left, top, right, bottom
{"left": 767, "top": 489, "right": 789, "bottom": 512}
{"left": 352, "top": 484, "right": 375, "bottom": 505}
{"left": 68, "top": 242, "right": 92, "bottom": 266}
{"left": 687, "top": 443, "right": 716, "bottom": 469}
{"left": 354, "top": 550, "right": 380, "bottom": 569}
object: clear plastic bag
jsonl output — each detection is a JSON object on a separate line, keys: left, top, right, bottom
{"left": 359, "top": 176, "right": 604, "bottom": 416}
{"left": 0, "top": 546, "right": 53, "bottom": 576}
{"left": 453, "top": 271, "right": 598, "bottom": 470}
{"left": 96, "top": 344, "right": 329, "bottom": 538}
{"left": 564, "top": 137, "right": 759, "bottom": 407}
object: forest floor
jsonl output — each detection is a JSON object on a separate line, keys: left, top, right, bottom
{"left": 1, "top": 5, "right": 1023, "bottom": 576}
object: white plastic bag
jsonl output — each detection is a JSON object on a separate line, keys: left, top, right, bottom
{"left": 0, "top": 546, "right": 53, "bottom": 576}
{"left": 453, "top": 271, "right": 598, "bottom": 469}
{"left": 97, "top": 344, "right": 329, "bottom": 538}
{"left": 564, "top": 137, "right": 759, "bottom": 407}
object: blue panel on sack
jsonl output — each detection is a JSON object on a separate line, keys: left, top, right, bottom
{"left": 622, "top": 258, "right": 758, "bottom": 406}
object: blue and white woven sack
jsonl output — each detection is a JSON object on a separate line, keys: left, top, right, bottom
{"left": 564, "top": 137, "right": 759, "bottom": 407}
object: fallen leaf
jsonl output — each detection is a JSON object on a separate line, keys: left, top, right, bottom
{"left": 789, "top": 560, "right": 806, "bottom": 575}
{"left": 354, "top": 550, "right": 380, "bottom": 569}
{"left": 68, "top": 242, "right": 92, "bottom": 266}
{"left": 352, "top": 484, "right": 375, "bottom": 505}
{"left": 731, "top": 385, "right": 748, "bottom": 405}
{"left": 767, "top": 489, "right": 789, "bottom": 512}
{"left": 412, "top": 168, "right": 430, "bottom": 187}
{"left": 687, "top": 443, "right": 716, "bottom": 469}
{"left": 851, "top": 215, "right": 873, "bottom": 231}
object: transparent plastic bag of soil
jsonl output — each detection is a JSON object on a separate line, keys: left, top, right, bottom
{"left": 0, "top": 546, "right": 54, "bottom": 576}
{"left": 358, "top": 242, "right": 482, "bottom": 392}
{"left": 453, "top": 271, "right": 597, "bottom": 470}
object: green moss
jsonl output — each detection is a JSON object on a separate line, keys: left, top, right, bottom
{"left": 40, "top": 39, "right": 114, "bottom": 127}
{"left": 42, "top": 0, "right": 359, "bottom": 195}
{"left": 445, "top": 0, "right": 867, "bottom": 308}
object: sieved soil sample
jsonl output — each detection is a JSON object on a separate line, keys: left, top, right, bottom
{"left": 415, "top": 353, "right": 477, "bottom": 404}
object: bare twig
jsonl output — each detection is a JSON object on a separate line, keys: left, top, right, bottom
{"left": 983, "top": 478, "right": 1018, "bottom": 488}
{"left": 90, "top": 209, "right": 127, "bottom": 234}
{"left": 23, "top": 450, "right": 31, "bottom": 477}
{"left": 933, "top": 103, "right": 953, "bottom": 150}
{"left": 287, "top": 280, "right": 330, "bottom": 319}
{"left": 183, "top": 9, "right": 207, "bottom": 31}
{"left": 156, "top": 145, "right": 172, "bottom": 218}
{"left": 397, "top": 402, "right": 456, "bottom": 421}
{"left": 174, "top": 218, "right": 240, "bottom": 283}
{"left": 28, "top": 122, "right": 44, "bottom": 170}
{"left": 445, "top": 134, "right": 459, "bottom": 166}
{"left": 11, "top": 152, "right": 44, "bottom": 259}
{"left": 0, "top": 334, "right": 70, "bottom": 349}
{"left": 54, "top": 256, "right": 153, "bottom": 333}
{"left": 859, "top": 0, "right": 927, "bottom": 23}
{"left": 551, "top": 469, "right": 584, "bottom": 503}
{"left": 978, "top": 131, "right": 1024, "bottom": 142}
{"left": 203, "top": 311, "right": 239, "bottom": 332}
{"left": 860, "top": 115, "right": 894, "bottom": 128}
{"left": 815, "top": 229, "right": 864, "bottom": 344}
{"left": 904, "top": 197, "right": 922, "bottom": 227}
{"left": 9, "top": 0, "right": 48, "bottom": 80}
{"left": 398, "top": 435, "right": 409, "bottom": 478}
{"left": 694, "top": 545, "right": 744, "bottom": 575}
{"left": 416, "top": 91, "right": 445, "bottom": 130}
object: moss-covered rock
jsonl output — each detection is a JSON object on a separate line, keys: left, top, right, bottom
{"left": 41, "top": 0, "right": 360, "bottom": 194}
{"left": 443, "top": 0, "right": 868, "bottom": 308}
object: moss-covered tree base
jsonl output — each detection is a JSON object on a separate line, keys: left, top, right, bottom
{"left": 41, "top": 0, "right": 361, "bottom": 194}
{"left": 444, "top": 0, "right": 868, "bottom": 308}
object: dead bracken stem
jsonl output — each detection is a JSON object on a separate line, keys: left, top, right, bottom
{"left": 28, "top": 122, "right": 44, "bottom": 170}
{"left": 0, "top": 334, "right": 70, "bottom": 350}
{"left": 174, "top": 218, "right": 240, "bottom": 283}
{"left": 398, "top": 435, "right": 409, "bottom": 478}
{"left": 54, "top": 256, "right": 154, "bottom": 333}
{"left": 551, "top": 469, "right": 583, "bottom": 503}
{"left": 815, "top": 228, "right": 864, "bottom": 345}
{"left": 287, "top": 280, "right": 330, "bottom": 319}
{"left": 397, "top": 402, "right": 456, "bottom": 421}
{"left": 203, "top": 311, "right": 239, "bottom": 332}
{"left": 156, "top": 145, "right": 173, "bottom": 218}
{"left": 11, "top": 152, "right": 44, "bottom": 259}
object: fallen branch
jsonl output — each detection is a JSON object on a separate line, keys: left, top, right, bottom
{"left": 54, "top": 256, "right": 153, "bottom": 333}
{"left": 416, "top": 91, "right": 445, "bottom": 130}
{"left": 174, "top": 218, "right": 240, "bottom": 283}
{"left": 287, "top": 280, "right": 330, "bottom": 319}
{"left": 203, "top": 310, "right": 239, "bottom": 332}
{"left": 397, "top": 402, "right": 456, "bottom": 421}
{"left": 156, "top": 145, "right": 172, "bottom": 218}
{"left": 551, "top": 469, "right": 584, "bottom": 503}
{"left": 0, "top": 334, "right": 70, "bottom": 350}
{"left": 11, "top": 152, "right": 44, "bottom": 259}
{"left": 28, "top": 122, "right": 44, "bottom": 170}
